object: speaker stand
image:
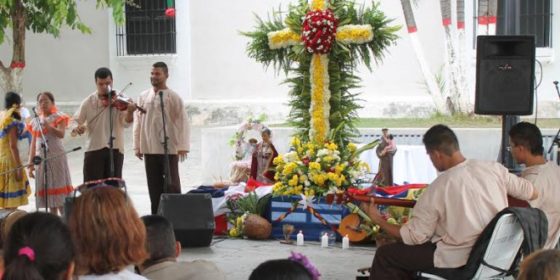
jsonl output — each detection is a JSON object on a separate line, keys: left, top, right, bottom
{"left": 500, "top": 115, "right": 521, "bottom": 173}
{"left": 547, "top": 128, "right": 560, "bottom": 165}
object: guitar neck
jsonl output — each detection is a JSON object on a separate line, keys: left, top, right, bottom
{"left": 350, "top": 194, "right": 416, "bottom": 208}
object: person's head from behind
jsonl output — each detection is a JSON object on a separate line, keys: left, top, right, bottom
{"left": 3, "top": 212, "right": 74, "bottom": 280}
{"left": 68, "top": 186, "right": 148, "bottom": 275}
{"left": 423, "top": 124, "right": 461, "bottom": 172}
{"left": 140, "top": 215, "right": 181, "bottom": 270}
{"left": 249, "top": 259, "right": 313, "bottom": 280}
{"left": 508, "top": 122, "right": 544, "bottom": 164}
{"left": 5, "top": 92, "right": 22, "bottom": 120}
{"left": 94, "top": 67, "right": 113, "bottom": 98}
{"left": 518, "top": 249, "right": 560, "bottom": 280}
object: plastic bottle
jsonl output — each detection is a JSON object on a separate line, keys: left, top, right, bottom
{"left": 321, "top": 232, "right": 329, "bottom": 248}
{"left": 297, "top": 230, "right": 304, "bottom": 246}
{"left": 342, "top": 234, "right": 350, "bottom": 249}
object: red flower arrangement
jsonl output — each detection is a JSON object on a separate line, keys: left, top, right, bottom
{"left": 301, "top": 9, "right": 338, "bottom": 54}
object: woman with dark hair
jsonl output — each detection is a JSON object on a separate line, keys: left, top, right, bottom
{"left": 68, "top": 186, "right": 148, "bottom": 279}
{"left": 26, "top": 92, "right": 73, "bottom": 215}
{"left": 0, "top": 92, "right": 31, "bottom": 209}
{"left": 518, "top": 249, "right": 560, "bottom": 280}
{"left": 250, "top": 128, "right": 278, "bottom": 184}
{"left": 249, "top": 252, "right": 320, "bottom": 280}
{"left": 3, "top": 212, "right": 75, "bottom": 280}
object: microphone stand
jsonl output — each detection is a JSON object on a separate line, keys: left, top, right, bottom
{"left": 107, "top": 87, "right": 115, "bottom": 178}
{"left": 548, "top": 81, "right": 560, "bottom": 165}
{"left": 31, "top": 108, "right": 50, "bottom": 211}
{"left": 159, "top": 91, "right": 171, "bottom": 193}
{"left": 1, "top": 147, "right": 82, "bottom": 177}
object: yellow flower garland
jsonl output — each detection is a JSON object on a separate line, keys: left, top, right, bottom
{"left": 309, "top": 54, "right": 330, "bottom": 143}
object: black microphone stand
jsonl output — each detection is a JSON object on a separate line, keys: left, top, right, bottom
{"left": 159, "top": 91, "right": 171, "bottom": 193}
{"left": 107, "top": 87, "right": 115, "bottom": 177}
{"left": 0, "top": 147, "right": 82, "bottom": 177}
{"left": 31, "top": 108, "right": 50, "bottom": 211}
{"left": 548, "top": 81, "right": 560, "bottom": 165}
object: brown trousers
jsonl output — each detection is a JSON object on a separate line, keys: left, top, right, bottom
{"left": 83, "top": 148, "right": 124, "bottom": 182}
{"left": 370, "top": 242, "right": 436, "bottom": 280}
{"left": 144, "top": 154, "right": 181, "bottom": 214}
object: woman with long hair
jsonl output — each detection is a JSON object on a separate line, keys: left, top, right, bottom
{"left": 0, "top": 92, "right": 31, "bottom": 209}
{"left": 3, "top": 212, "right": 75, "bottom": 280}
{"left": 68, "top": 186, "right": 148, "bottom": 279}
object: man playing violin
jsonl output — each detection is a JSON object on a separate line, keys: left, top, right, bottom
{"left": 133, "top": 62, "right": 190, "bottom": 214}
{"left": 509, "top": 122, "right": 560, "bottom": 249}
{"left": 72, "top": 67, "right": 136, "bottom": 182}
{"left": 362, "top": 124, "right": 538, "bottom": 280}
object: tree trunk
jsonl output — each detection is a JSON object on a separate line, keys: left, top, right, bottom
{"left": 455, "top": 0, "right": 471, "bottom": 113}
{"left": 487, "top": 0, "right": 498, "bottom": 35}
{"left": 440, "top": 0, "right": 471, "bottom": 114}
{"left": 0, "top": 0, "right": 25, "bottom": 94}
{"left": 400, "top": 0, "right": 449, "bottom": 115}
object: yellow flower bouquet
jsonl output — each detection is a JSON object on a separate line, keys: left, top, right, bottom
{"left": 272, "top": 136, "right": 377, "bottom": 198}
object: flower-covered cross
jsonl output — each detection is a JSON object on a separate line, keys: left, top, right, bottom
{"left": 267, "top": 0, "right": 374, "bottom": 143}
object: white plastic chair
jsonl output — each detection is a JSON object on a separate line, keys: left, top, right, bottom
{"left": 419, "top": 213, "right": 523, "bottom": 280}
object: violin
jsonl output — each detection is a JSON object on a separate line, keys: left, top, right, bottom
{"left": 101, "top": 83, "right": 146, "bottom": 114}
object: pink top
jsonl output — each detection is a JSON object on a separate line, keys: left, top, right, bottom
{"left": 523, "top": 161, "right": 560, "bottom": 249}
{"left": 400, "top": 159, "right": 535, "bottom": 268}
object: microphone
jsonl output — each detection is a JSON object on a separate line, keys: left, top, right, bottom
{"left": 554, "top": 81, "right": 558, "bottom": 85}
{"left": 32, "top": 146, "right": 82, "bottom": 165}
{"left": 32, "top": 106, "right": 38, "bottom": 118}
{"left": 159, "top": 91, "right": 163, "bottom": 97}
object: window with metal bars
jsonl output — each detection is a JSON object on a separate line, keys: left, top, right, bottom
{"left": 116, "top": 0, "right": 176, "bottom": 56}
{"left": 496, "top": 0, "right": 552, "bottom": 48}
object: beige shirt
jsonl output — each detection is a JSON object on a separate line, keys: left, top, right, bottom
{"left": 523, "top": 161, "right": 560, "bottom": 249}
{"left": 142, "top": 260, "right": 225, "bottom": 280}
{"left": 133, "top": 88, "right": 190, "bottom": 155}
{"left": 73, "top": 92, "right": 131, "bottom": 153}
{"left": 400, "top": 159, "right": 535, "bottom": 268}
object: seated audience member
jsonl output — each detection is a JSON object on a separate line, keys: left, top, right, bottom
{"left": 362, "top": 124, "right": 537, "bottom": 279}
{"left": 518, "top": 249, "right": 560, "bottom": 280}
{"left": 138, "top": 215, "right": 225, "bottom": 280}
{"left": 509, "top": 122, "right": 560, "bottom": 249}
{"left": 249, "top": 252, "right": 320, "bottom": 280}
{"left": 3, "top": 212, "right": 74, "bottom": 280}
{"left": 68, "top": 186, "right": 148, "bottom": 279}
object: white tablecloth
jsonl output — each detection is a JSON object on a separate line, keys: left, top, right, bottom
{"left": 359, "top": 145, "right": 437, "bottom": 185}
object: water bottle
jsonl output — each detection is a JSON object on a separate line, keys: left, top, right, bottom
{"left": 297, "top": 230, "right": 304, "bottom": 246}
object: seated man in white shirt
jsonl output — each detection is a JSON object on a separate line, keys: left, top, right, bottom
{"left": 363, "top": 124, "right": 538, "bottom": 280}
{"left": 138, "top": 215, "right": 225, "bottom": 280}
{"left": 509, "top": 122, "right": 560, "bottom": 249}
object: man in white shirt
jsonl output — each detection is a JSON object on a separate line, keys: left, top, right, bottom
{"left": 509, "top": 122, "right": 560, "bottom": 249}
{"left": 73, "top": 67, "right": 135, "bottom": 181}
{"left": 363, "top": 124, "right": 538, "bottom": 279}
{"left": 133, "top": 62, "right": 190, "bottom": 214}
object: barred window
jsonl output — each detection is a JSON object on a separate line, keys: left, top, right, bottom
{"left": 116, "top": 0, "right": 176, "bottom": 56}
{"left": 496, "top": 0, "right": 552, "bottom": 48}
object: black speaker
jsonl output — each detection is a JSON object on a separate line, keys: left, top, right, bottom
{"left": 475, "top": 35, "right": 535, "bottom": 115}
{"left": 157, "top": 193, "right": 214, "bottom": 247}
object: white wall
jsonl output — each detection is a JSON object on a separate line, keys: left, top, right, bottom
{"left": 1, "top": 1, "right": 558, "bottom": 118}
{"left": 0, "top": 0, "right": 109, "bottom": 103}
